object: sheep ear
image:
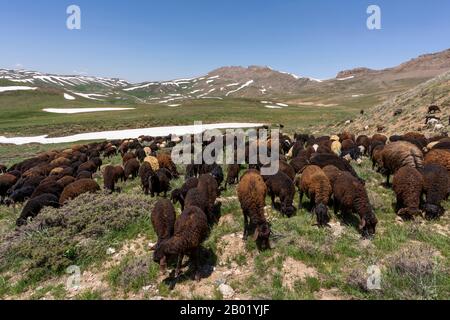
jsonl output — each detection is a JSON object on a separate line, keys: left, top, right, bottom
{"left": 253, "top": 229, "right": 259, "bottom": 241}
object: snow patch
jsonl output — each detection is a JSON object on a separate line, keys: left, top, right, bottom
{"left": 43, "top": 108, "right": 135, "bottom": 114}
{"left": 226, "top": 80, "right": 254, "bottom": 97}
{"left": 64, "top": 93, "right": 76, "bottom": 100}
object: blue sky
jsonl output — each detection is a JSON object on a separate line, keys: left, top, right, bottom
{"left": 1, "top": 0, "right": 450, "bottom": 83}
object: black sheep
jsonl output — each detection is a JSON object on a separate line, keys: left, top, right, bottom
{"left": 265, "top": 172, "right": 296, "bottom": 217}
{"left": 171, "top": 177, "right": 199, "bottom": 210}
{"left": 16, "top": 194, "right": 60, "bottom": 226}
{"left": 149, "top": 169, "right": 171, "bottom": 197}
{"left": 225, "top": 164, "right": 240, "bottom": 189}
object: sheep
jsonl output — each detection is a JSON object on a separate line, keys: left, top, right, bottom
{"left": 7, "top": 175, "right": 43, "bottom": 198}
{"left": 151, "top": 199, "right": 176, "bottom": 249}
{"left": 103, "top": 165, "right": 124, "bottom": 192}
{"left": 289, "top": 152, "right": 310, "bottom": 174}
{"left": 139, "top": 162, "right": 154, "bottom": 195}
{"left": 153, "top": 206, "right": 209, "bottom": 280}
{"left": 135, "top": 148, "right": 147, "bottom": 162}
{"left": 0, "top": 165, "right": 7, "bottom": 174}
{"left": 0, "top": 173, "right": 19, "bottom": 203}
{"left": 322, "top": 165, "right": 343, "bottom": 188}
{"left": 124, "top": 158, "right": 140, "bottom": 181}
{"left": 371, "top": 144, "right": 385, "bottom": 171}
{"left": 122, "top": 152, "right": 136, "bottom": 164}
{"left": 31, "top": 181, "right": 63, "bottom": 199}
{"left": 296, "top": 165, "right": 332, "bottom": 227}
{"left": 5, "top": 186, "right": 35, "bottom": 209}
{"left": 76, "top": 171, "right": 93, "bottom": 180}
{"left": 237, "top": 170, "right": 271, "bottom": 250}
{"left": 57, "top": 176, "right": 76, "bottom": 189}
{"left": 331, "top": 140, "right": 342, "bottom": 157}
{"left": 144, "top": 156, "right": 160, "bottom": 172}
{"left": 428, "top": 105, "right": 441, "bottom": 114}
{"left": 372, "top": 134, "right": 388, "bottom": 145}
{"left": 171, "top": 177, "right": 199, "bottom": 210}
{"left": 225, "top": 164, "right": 240, "bottom": 189}
{"left": 392, "top": 166, "right": 424, "bottom": 220}
{"left": 209, "top": 164, "right": 224, "bottom": 188}
{"left": 184, "top": 188, "right": 208, "bottom": 216}
{"left": 196, "top": 174, "right": 219, "bottom": 223}
{"left": 378, "top": 141, "right": 424, "bottom": 185}
{"left": 16, "top": 194, "right": 60, "bottom": 227}
{"left": 333, "top": 172, "right": 378, "bottom": 238}
{"left": 265, "top": 172, "right": 296, "bottom": 217}
{"left": 149, "top": 169, "right": 171, "bottom": 197}
{"left": 77, "top": 160, "right": 97, "bottom": 174}
{"left": 424, "top": 149, "right": 450, "bottom": 173}
{"left": 356, "top": 135, "right": 370, "bottom": 156}
{"left": 421, "top": 164, "right": 449, "bottom": 219}
{"left": 157, "top": 153, "right": 179, "bottom": 178}
{"left": 59, "top": 179, "right": 100, "bottom": 205}
{"left": 309, "top": 153, "right": 363, "bottom": 183}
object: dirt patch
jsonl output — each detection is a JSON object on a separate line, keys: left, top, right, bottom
{"left": 315, "top": 288, "right": 347, "bottom": 300}
{"left": 217, "top": 233, "right": 248, "bottom": 266}
{"left": 282, "top": 257, "right": 318, "bottom": 290}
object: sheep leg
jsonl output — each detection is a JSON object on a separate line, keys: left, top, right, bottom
{"left": 175, "top": 254, "right": 183, "bottom": 278}
{"left": 298, "top": 191, "right": 303, "bottom": 210}
{"left": 243, "top": 212, "right": 249, "bottom": 241}
{"left": 270, "top": 193, "right": 275, "bottom": 209}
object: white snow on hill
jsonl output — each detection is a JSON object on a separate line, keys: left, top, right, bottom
{"left": 0, "top": 86, "right": 37, "bottom": 93}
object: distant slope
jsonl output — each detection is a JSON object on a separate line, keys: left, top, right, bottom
{"left": 337, "top": 71, "right": 450, "bottom": 135}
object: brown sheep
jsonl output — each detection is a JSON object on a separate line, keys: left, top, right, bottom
{"left": 333, "top": 172, "right": 378, "bottom": 238}
{"left": 59, "top": 179, "right": 100, "bottom": 205}
{"left": 296, "top": 165, "right": 332, "bottom": 226}
{"left": 153, "top": 206, "right": 209, "bottom": 281}
{"left": 151, "top": 199, "right": 176, "bottom": 249}
{"left": 197, "top": 174, "right": 218, "bottom": 223}
{"left": 122, "top": 152, "right": 136, "bottom": 164}
{"left": 57, "top": 176, "right": 76, "bottom": 189}
{"left": 422, "top": 164, "right": 449, "bottom": 219}
{"left": 77, "top": 161, "right": 97, "bottom": 174}
{"left": 157, "top": 153, "right": 179, "bottom": 178}
{"left": 103, "top": 165, "right": 124, "bottom": 192}
{"left": 144, "top": 156, "right": 160, "bottom": 172}
{"left": 322, "top": 165, "right": 342, "bottom": 188}
{"left": 424, "top": 149, "right": 450, "bottom": 174}
{"left": 265, "top": 172, "right": 296, "bottom": 217}
{"left": 372, "top": 134, "right": 388, "bottom": 145}
{"left": 0, "top": 174, "right": 19, "bottom": 203}
{"left": 237, "top": 170, "right": 271, "bottom": 250}
{"left": 393, "top": 166, "right": 424, "bottom": 220}
{"left": 139, "top": 162, "right": 154, "bottom": 195}
{"left": 124, "top": 159, "right": 140, "bottom": 181}
{"left": 378, "top": 141, "right": 424, "bottom": 185}
{"left": 225, "top": 164, "right": 240, "bottom": 189}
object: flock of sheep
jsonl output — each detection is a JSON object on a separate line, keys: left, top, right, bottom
{"left": 0, "top": 128, "right": 449, "bottom": 283}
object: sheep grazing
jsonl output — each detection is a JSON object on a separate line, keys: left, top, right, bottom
{"left": 153, "top": 206, "right": 209, "bottom": 280}
{"left": 225, "top": 164, "right": 240, "bottom": 189}
{"left": 322, "top": 165, "right": 342, "bottom": 188}
{"left": 151, "top": 199, "right": 176, "bottom": 249}
{"left": 296, "top": 165, "right": 332, "bottom": 226}
{"left": 171, "top": 177, "right": 199, "bottom": 210}
{"left": 76, "top": 171, "right": 93, "bottom": 180}
{"left": 16, "top": 194, "right": 60, "bottom": 227}
{"left": 424, "top": 149, "right": 450, "bottom": 174}
{"left": 378, "top": 141, "right": 424, "bottom": 185}
{"left": 0, "top": 173, "right": 19, "bottom": 204}
{"left": 103, "top": 165, "right": 125, "bottom": 192}
{"left": 372, "top": 134, "right": 388, "bottom": 145}
{"left": 392, "top": 166, "right": 424, "bottom": 220}
{"left": 196, "top": 174, "right": 219, "bottom": 223}
{"left": 5, "top": 186, "right": 35, "bottom": 207}
{"left": 124, "top": 158, "right": 140, "bottom": 181}
{"left": 139, "top": 162, "right": 154, "bottom": 195}
{"left": 122, "top": 152, "right": 136, "bottom": 164}
{"left": 77, "top": 160, "right": 98, "bottom": 174}
{"left": 31, "top": 181, "right": 63, "bottom": 199}
{"left": 157, "top": 153, "right": 179, "bottom": 178}
{"left": 333, "top": 172, "right": 378, "bottom": 238}
{"left": 57, "top": 176, "right": 76, "bottom": 189}
{"left": 59, "top": 179, "right": 100, "bottom": 205}
{"left": 149, "top": 169, "right": 171, "bottom": 197}
{"left": 422, "top": 164, "right": 449, "bottom": 219}
{"left": 237, "top": 170, "right": 271, "bottom": 250}
{"left": 265, "top": 172, "right": 296, "bottom": 217}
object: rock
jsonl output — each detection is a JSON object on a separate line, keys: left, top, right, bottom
{"left": 219, "top": 284, "right": 235, "bottom": 298}
{"left": 142, "top": 285, "right": 155, "bottom": 292}
{"left": 106, "top": 247, "right": 116, "bottom": 255}
{"left": 150, "top": 296, "right": 164, "bottom": 300}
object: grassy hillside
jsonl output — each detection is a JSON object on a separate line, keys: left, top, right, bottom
{"left": 0, "top": 89, "right": 373, "bottom": 138}
{"left": 0, "top": 153, "right": 448, "bottom": 300}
